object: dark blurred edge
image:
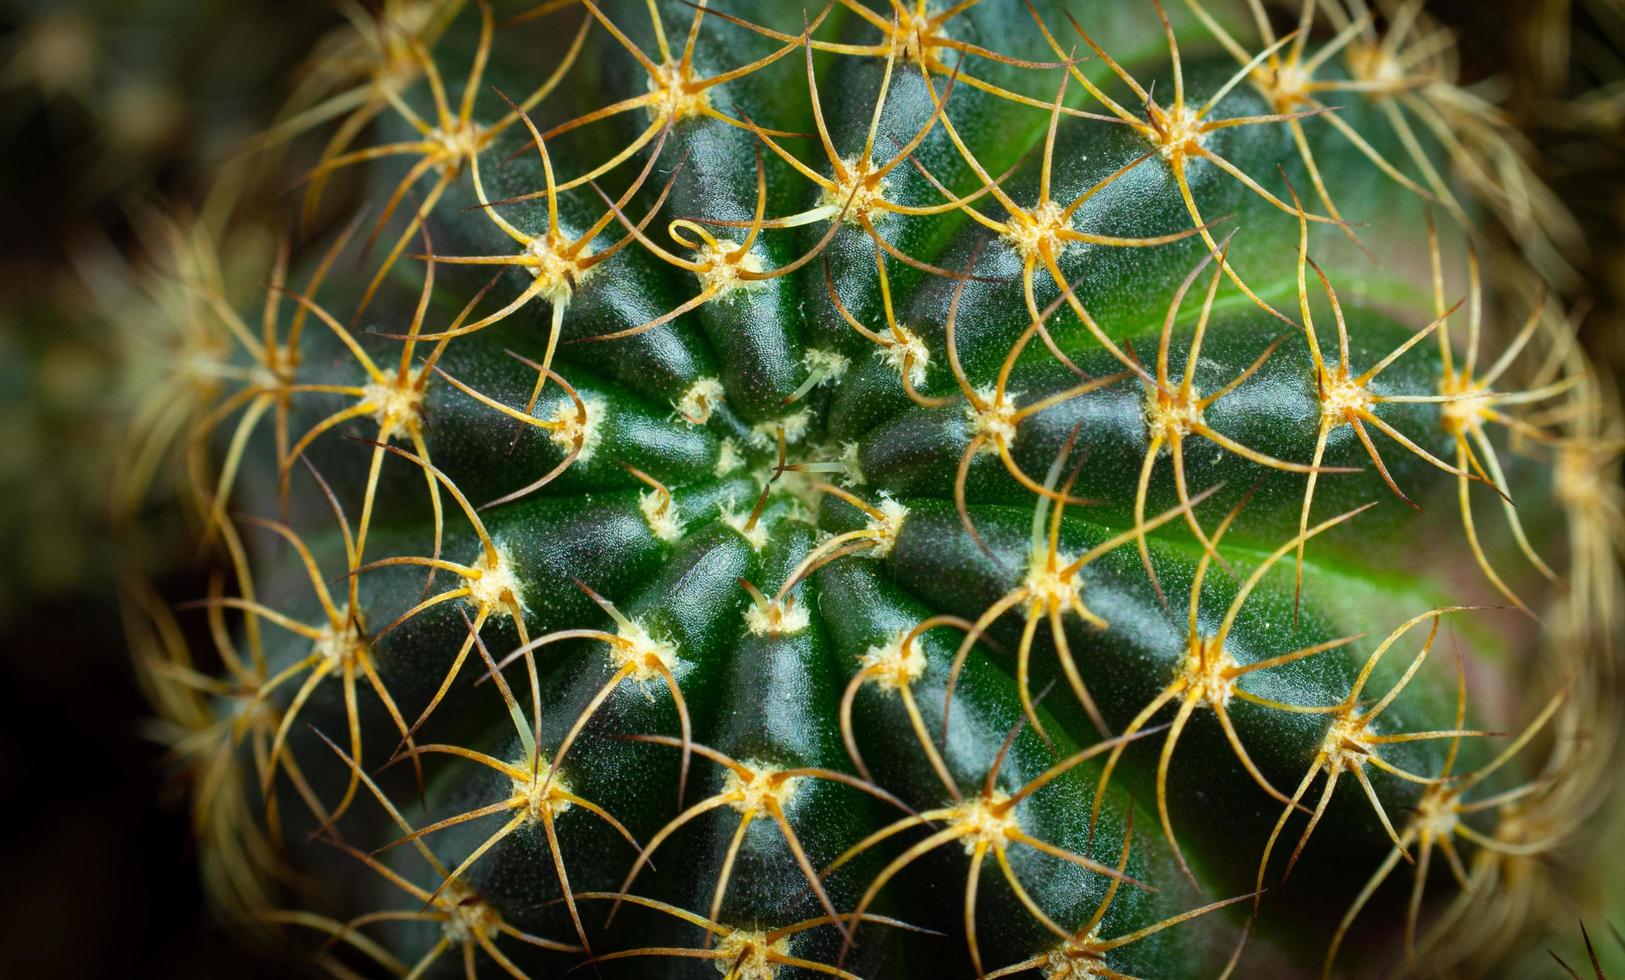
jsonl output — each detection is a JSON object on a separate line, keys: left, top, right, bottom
{"left": 0, "top": 1, "right": 335, "bottom": 976}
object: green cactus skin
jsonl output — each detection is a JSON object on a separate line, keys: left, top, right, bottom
{"left": 125, "top": 1, "right": 1621, "bottom": 977}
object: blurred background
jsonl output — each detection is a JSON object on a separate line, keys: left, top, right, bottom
{"left": 0, "top": 0, "right": 1621, "bottom": 976}
{"left": 0, "top": 2, "right": 337, "bottom": 975}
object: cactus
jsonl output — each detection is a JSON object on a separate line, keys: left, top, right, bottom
{"left": 124, "top": 1, "right": 1624, "bottom": 976}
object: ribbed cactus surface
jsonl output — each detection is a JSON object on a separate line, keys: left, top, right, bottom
{"left": 125, "top": 1, "right": 1623, "bottom": 976}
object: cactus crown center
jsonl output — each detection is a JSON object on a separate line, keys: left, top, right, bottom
{"left": 747, "top": 409, "right": 814, "bottom": 452}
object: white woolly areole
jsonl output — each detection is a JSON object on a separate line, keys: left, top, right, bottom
{"left": 639, "top": 489, "right": 683, "bottom": 542}
{"left": 313, "top": 620, "right": 367, "bottom": 668}
{"left": 748, "top": 408, "right": 813, "bottom": 450}
{"left": 966, "top": 385, "right": 1020, "bottom": 453}
{"left": 712, "top": 930, "right": 789, "bottom": 980}
{"left": 1414, "top": 783, "right": 1461, "bottom": 840}
{"left": 508, "top": 757, "right": 572, "bottom": 822}
{"left": 1149, "top": 101, "right": 1208, "bottom": 160}
{"left": 1345, "top": 37, "right": 1409, "bottom": 92}
{"left": 1320, "top": 374, "right": 1374, "bottom": 426}
{"left": 1144, "top": 387, "right": 1204, "bottom": 445}
{"left": 1439, "top": 379, "right": 1492, "bottom": 436}
{"left": 694, "top": 238, "right": 767, "bottom": 300}
{"left": 715, "top": 436, "right": 744, "bottom": 476}
{"left": 428, "top": 120, "right": 481, "bottom": 171}
{"left": 362, "top": 373, "right": 426, "bottom": 442}
{"left": 877, "top": 325, "right": 930, "bottom": 388}
{"left": 722, "top": 759, "right": 801, "bottom": 813}
{"left": 838, "top": 441, "right": 866, "bottom": 485}
{"left": 718, "top": 498, "right": 769, "bottom": 550}
{"left": 864, "top": 495, "right": 909, "bottom": 558}
{"left": 952, "top": 792, "right": 1018, "bottom": 853}
{"left": 610, "top": 617, "right": 678, "bottom": 685}
{"left": 859, "top": 629, "right": 927, "bottom": 691}
{"left": 744, "top": 596, "right": 810, "bottom": 636}
{"left": 1180, "top": 637, "right": 1240, "bottom": 709}
{"left": 646, "top": 60, "right": 711, "bottom": 123}
{"left": 466, "top": 547, "right": 523, "bottom": 615}
{"left": 890, "top": 8, "right": 936, "bottom": 61}
{"left": 1320, "top": 712, "right": 1374, "bottom": 776}
{"left": 1002, "top": 198, "right": 1070, "bottom": 264}
{"left": 802, "top": 347, "right": 850, "bottom": 386}
{"left": 1021, "top": 553, "right": 1080, "bottom": 620}
{"left": 547, "top": 394, "right": 603, "bottom": 463}
{"left": 521, "top": 234, "right": 590, "bottom": 305}
{"left": 438, "top": 882, "right": 499, "bottom": 944}
{"left": 1040, "top": 932, "right": 1109, "bottom": 979}
{"left": 819, "top": 158, "right": 890, "bottom": 223}
{"left": 674, "top": 376, "right": 725, "bottom": 425}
